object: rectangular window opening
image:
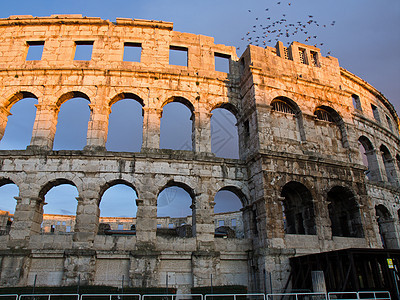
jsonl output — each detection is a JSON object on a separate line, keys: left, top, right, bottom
{"left": 123, "top": 42, "right": 142, "bottom": 62}
{"left": 117, "top": 224, "right": 124, "bottom": 230}
{"left": 310, "top": 51, "right": 319, "bottom": 67}
{"left": 74, "top": 41, "right": 94, "bottom": 61}
{"left": 352, "top": 94, "right": 362, "bottom": 111}
{"left": 299, "top": 48, "right": 308, "bottom": 65}
{"left": 26, "top": 41, "right": 44, "bottom": 61}
{"left": 215, "top": 52, "right": 231, "bottom": 73}
{"left": 386, "top": 115, "right": 393, "bottom": 132}
{"left": 66, "top": 226, "right": 71, "bottom": 232}
{"left": 168, "top": 223, "right": 174, "bottom": 229}
{"left": 157, "top": 224, "right": 162, "bottom": 228}
{"left": 231, "top": 219, "right": 237, "bottom": 227}
{"left": 371, "top": 104, "right": 380, "bottom": 123}
{"left": 218, "top": 220, "right": 225, "bottom": 227}
{"left": 169, "top": 45, "right": 188, "bottom": 67}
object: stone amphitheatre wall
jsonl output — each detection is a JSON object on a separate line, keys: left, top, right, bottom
{"left": 0, "top": 15, "right": 399, "bottom": 293}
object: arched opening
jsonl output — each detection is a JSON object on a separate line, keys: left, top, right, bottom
{"left": 358, "top": 136, "right": 381, "bottom": 181}
{"left": 157, "top": 181, "right": 194, "bottom": 237}
{"left": 375, "top": 205, "right": 398, "bottom": 249}
{"left": 99, "top": 181, "right": 138, "bottom": 232}
{"left": 0, "top": 179, "right": 18, "bottom": 235}
{"left": 53, "top": 94, "right": 90, "bottom": 150}
{"left": 314, "top": 105, "right": 348, "bottom": 148}
{"left": 281, "top": 182, "right": 316, "bottom": 235}
{"left": 39, "top": 179, "right": 78, "bottom": 234}
{"left": 380, "top": 145, "right": 398, "bottom": 184}
{"left": 214, "top": 187, "right": 244, "bottom": 238}
{"left": 106, "top": 95, "right": 144, "bottom": 152}
{"left": 160, "top": 98, "right": 194, "bottom": 151}
{"left": 271, "top": 97, "right": 306, "bottom": 142}
{"left": 0, "top": 96, "right": 38, "bottom": 150}
{"left": 211, "top": 106, "right": 239, "bottom": 159}
{"left": 328, "top": 186, "right": 364, "bottom": 238}
{"left": 397, "top": 155, "right": 400, "bottom": 173}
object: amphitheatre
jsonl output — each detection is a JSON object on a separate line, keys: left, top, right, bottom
{"left": 0, "top": 14, "right": 399, "bottom": 295}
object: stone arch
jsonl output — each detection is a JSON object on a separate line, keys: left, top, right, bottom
{"left": 280, "top": 181, "right": 316, "bottom": 235}
{"left": 56, "top": 91, "right": 91, "bottom": 107}
{"left": 211, "top": 102, "right": 239, "bottom": 119}
{"left": 2, "top": 91, "right": 38, "bottom": 109}
{"left": 157, "top": 179, "right": 195, "bottom": 234}
{"left": 158, "top": 179, "right": 196, "bottom": 200}
{"left": 98, "top": 179, "right": 138, "bottom": 222}
{"left": 107, "top": 93, "right": 145, "bottom": 152}
{"left": 99, "top": 179, "right": 138, "bottom": 201}
{"left": 397, "top": 154, "right": 400, "bottom": 172}
{"left": 380, "top": 145, "right": 398, "bottom": 184}
{"left": 160, "top": 96, "right": 195, "bottom": 151}
{"left": 375, "top": 204, "right": 399, "bottom": 249}
{"left": 210, "top": 104, "right": 239, "bottom": 158}
{"left": 161, "top": 96, "right": 195, "bottom": 113}
{"left": 314, "top": 105, "right": 349, "bottom": 148}
{"left": 214, "top": 185, "right": 246, "bottom": 238}
{"left": 218, "top": 186, "right": 248, "bottom": 208}
{"left": 38, "top": 178, "right": 78, "bottom": 201}
{"left": 53, "top": 92, "right": 91, "bottom": 150}
{"left": 0, "top": 91, "right": 39, "bottom": 144}
{"left": 358, "top": 136, "right": 381, "bottom": 181}
{"left": 327, "top": 186, "right": 364, "bottom": 238}
{"left": 109, "top": 92, "right": 145, "bottom": 107}
{"left": 271, "top": 96, "right": 306, "bottom": 141}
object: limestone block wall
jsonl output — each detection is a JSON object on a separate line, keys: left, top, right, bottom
{"left": 0, "top": 15, "right": 399, "bottom": 292}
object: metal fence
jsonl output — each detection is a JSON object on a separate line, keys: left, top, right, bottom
{"left": 142, "top": 294, "right": 203, "bottom": 300}
{"left": 8, "top": 292, "right": 391, "bottom": 300}
{"left": 80, "top": 294, "right": 140, "bottom": 300}
{"left": 204, "top": 294, "right": 266, "bottom": 300}
{"left": 0, "top": 295, "right": 18, "bottom": 300}
{"left": 19, "top": 294, "right": 80, "bottom": 300}
{"left": 266, "top": 292, "right": 327, "bottom": 300}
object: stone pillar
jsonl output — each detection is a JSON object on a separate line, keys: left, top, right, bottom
{"left": 0, "top": 105, "right": 11, "bottom": 141}
{"left": 8, "top": 194, "right": 44, "bottom": 248}
{"left": 29, "top": 104, "right": 59, "bottom": 150}
{"left": 129, "top": 250, "right": 160, "bottom": 287}
{"left": 142, "top": 107, "right": 162, "bottom": 150}
{"left": 191, "top": 251, "right": 220, "bottom": 287}
{"left": 193, "top": 191, "right": 214, "bottom": 249}
{"left": 62, "top": 249, "right": 96, "bottom": 286}
{"left": 73, "top": 196, "right": 100, "bottom": 246}
{"left": 192, "top": 109, "right": 212, "bottom": 153}
{"left": 365, "top": 149, "right": 383, "bottom": 182}
{"left": 84, "top": 104, "right": 110, "bottom": 151}
{"left": 135, "top": 198, "right": 157, "bottom": 244}
{"left": 313, "top": 195, "right": 334, "bottom": 251}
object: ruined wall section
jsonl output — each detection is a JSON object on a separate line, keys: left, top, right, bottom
{"left": 0, "top": 15, "right": 241, "bottom": 153}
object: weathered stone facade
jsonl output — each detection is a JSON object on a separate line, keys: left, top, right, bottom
{"left": 0, "top": 15, "right": 399, "bottom": 292}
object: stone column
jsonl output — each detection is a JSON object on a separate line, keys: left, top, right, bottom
{"left": 62, "top": 249, "right": 96, "bottom": 286}
{"left": 8, "top": 194, "right": 44, "bottom": 248}
{"left": 192, "top": 109, "right": 212, "bottom": 153}
{"left": 29, "top": 104, "right": 59, "bottom": 150}
{"left": 313, "top": 195, "right": 334, "bottom": 251}
{"left": 142, "top": 107, "right": 162, "bottom": 150}
{"left": 192, "top": 191, "right": 215, "bottom": 249}
{"left": 85, "top": 104, "right": 110, "bottom": 151}
{"left": 0, "top": 105, "right": 11, "bottom": 141}
{"left": 191, "top": 250, "right": 221, "bottom": 287}
{"left": 73, "top": 196, "right": 100, "bottom": 246}
{"left": 129, "top": 250, "right": 160, "bottom": 287}
{"left": 135, "top": 198, "right": 157, "bottom": 245}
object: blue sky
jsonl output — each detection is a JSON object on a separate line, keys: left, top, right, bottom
{"left": 0, "top": 0, "right": 399, "bottom": 219}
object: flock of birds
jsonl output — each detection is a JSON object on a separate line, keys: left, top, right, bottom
{"left": 237, "top": 1, "right": 336, "bottom": 55}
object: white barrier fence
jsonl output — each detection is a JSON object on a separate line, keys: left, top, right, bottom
{"left": 4, "top": 292, "right": 391, "bottom": 300}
